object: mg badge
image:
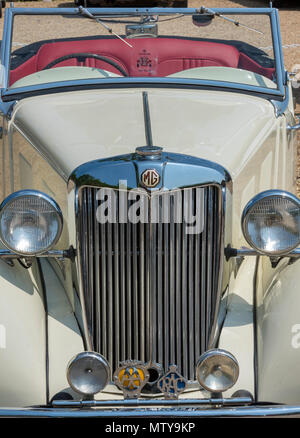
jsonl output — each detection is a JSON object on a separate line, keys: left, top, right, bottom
{"left": 157, "top": 365, "right": 187, "bottom": 399}
{"left": 141, "top": 169, "right": 160, "bottom": 188}
{"left": 113, "top": 361, "right": 150, "bottom": 399}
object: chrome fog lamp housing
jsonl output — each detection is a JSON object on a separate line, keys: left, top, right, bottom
{"left": 196, "top": 349, "right": 239, "bottom": 393}
{"left": 242, "top": 190, "right": 300, "bottom": 256}
{"left": 0, "top": 190, "right": 63, "bottom": 256}
{"left": 67, "top": 352, "right": 111, "bottom": 396}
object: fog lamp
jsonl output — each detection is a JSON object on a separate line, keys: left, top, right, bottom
{"left": 67, "top": 352, "right": 111, "bottom": 396}
{"left": 196, "top": 349, "right": 239, "bottom": 393}
{"left": 0, "top": 190, "right": 63, "bottom": 256}
{"left": 242, "top": 190, "right": 300, "bottom": 255}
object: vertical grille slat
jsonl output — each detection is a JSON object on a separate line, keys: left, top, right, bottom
{"left": 113, "top": 220, "right": 120, "bottom": 368}
{"left": 201, "top": 189, "right": 208, "bottom": 350}
{"left": 93, "top": 189, "right": 101, "bottom": 351}
{"left": 181, "top": 215, "right": 188, "bottom": 379}
{"left": 156, "top": 219, "right": 163, "bottom": 365}
{"left": 132, "top": 222, "right": 139, "bottom": 360}
{"left": 79, "top": 185, "right": 221, "bottom": 382}
{"left": 139, "top": 222, "right": 145, "bottom": 362}
{"left": 126, "top": 220, "right": 132, "bottom": 360}
{"left": 119, "top": 222, "right": 126, "bottom": 360}
{"left": 100, "top": 215, "right": 107, "bottom": 357}
{"left": 87, "top": 189, "right": 94, "bottom": 337}
{"left": 107, "top": 221, "right": 113, "bottom": 365}
{"left": 163, "top": 221, "right": 169, "bottom": 371}
{"left": 169, "top": 211, "right": 176, "bottom": 366}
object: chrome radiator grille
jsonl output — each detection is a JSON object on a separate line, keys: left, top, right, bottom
{"left": 78, "top": 185, "right": 222, "bottom": 382}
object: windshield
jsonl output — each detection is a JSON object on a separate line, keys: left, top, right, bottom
{"left": 3, "top": 7, "right": 282, "bottom": 94}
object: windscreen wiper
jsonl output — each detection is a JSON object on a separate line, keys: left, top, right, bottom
{"left": 78, "top": 6, "right": 133, "bottom": 48}
{"left": 197, "top": 6, "right": 264, "bottom": 35}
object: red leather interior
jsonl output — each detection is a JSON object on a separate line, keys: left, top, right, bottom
{"left": 238, "top": 52, "right": 274, "bottom": 81}
{"left": 9, "top": 37, "right": 275, "bottom": 85}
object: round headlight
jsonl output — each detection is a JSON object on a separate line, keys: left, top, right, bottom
{"left": 0, "top": 190, "right": 63, "bottom": 256}
{"left": 242, "top": 190, "right": 300, "bottom": 256}
{"left": 196, "top": 349, "right": 239, "bottom": 393}
{"left": 67, "top": 352, "right": 111, "bottom": 396}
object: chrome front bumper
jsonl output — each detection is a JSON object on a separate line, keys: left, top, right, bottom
{"left": 1, "top": 398, "right": 300, "bottom": 417}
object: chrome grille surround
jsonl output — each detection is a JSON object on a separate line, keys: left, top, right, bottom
{"left": 70, "top": 152, "right": 231, "bottom": 383}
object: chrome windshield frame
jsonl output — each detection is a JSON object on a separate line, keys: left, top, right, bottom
{"left": 0, "top": 6, "right": 286, "bottom": 101}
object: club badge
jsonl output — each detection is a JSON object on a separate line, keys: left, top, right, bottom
{"left": 157, "top": 365, "right": 187, "bottom": 399}
{"left": 113, "top": 361, "right": 150, "bottom": 399}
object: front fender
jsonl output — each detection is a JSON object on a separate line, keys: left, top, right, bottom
{"left": 257, "top": 258, "right": 300, "bottom": 404}
{"left": 0, "top": 258, "right": 46, "bottom": 407}
{"left": 0, "top": 257, "right": 84, "bottom": 407}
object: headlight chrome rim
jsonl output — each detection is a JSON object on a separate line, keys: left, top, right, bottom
{"left": 242, "top": 190, "right": 300, "bottom": 256}
{"left": 67, "top": 351, "right": 111, "bottom": 396}
{"left": 0, "top": 190, "right": 63, "bottom": 256}
{"left": 196, "top": 349, "right": 239, "bottom": 393}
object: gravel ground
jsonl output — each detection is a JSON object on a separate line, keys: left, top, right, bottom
{"left": 1, "top": 0, "right": 300, "bottom": 191}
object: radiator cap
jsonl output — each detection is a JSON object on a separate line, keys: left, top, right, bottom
{"left": 135, "top": 146, "right": 163, "bottom": 158}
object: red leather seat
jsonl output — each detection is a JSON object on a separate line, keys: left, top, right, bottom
{"left": 9, "top": 37, "right": 274, "bottom": 84}
{"left": 10, "top": 38, "right": 241, "bottom": 84}
{"left": 37, "top": 38, "right": 240, "bottom": 76}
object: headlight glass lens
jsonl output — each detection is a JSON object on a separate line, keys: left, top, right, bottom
{"left": 196, "top": 349, "right": 239, "bottom": 393}
{"left": 0, "top": 191, "right": 63, "bottom": 255}
{"left": 242, "top": 190, "right": 300, "bottom": 255}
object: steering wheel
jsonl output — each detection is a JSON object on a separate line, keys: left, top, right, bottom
{"left": 42, "top": 52, "right": 128, "bottom": 77}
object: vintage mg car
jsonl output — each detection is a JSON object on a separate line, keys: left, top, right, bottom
{"left": 0, "top": 4, "right": 300, "bottom": 418}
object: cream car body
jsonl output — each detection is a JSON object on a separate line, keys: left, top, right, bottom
{"left": 0, "top": 5, "right": 300, "bottom": 416}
